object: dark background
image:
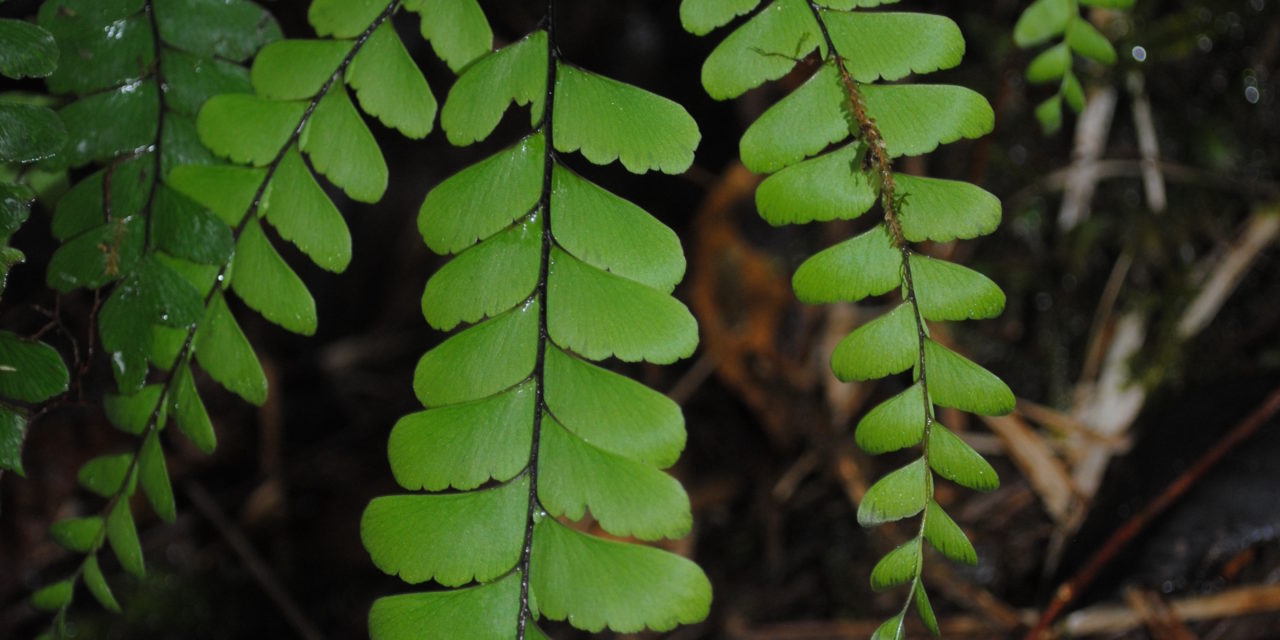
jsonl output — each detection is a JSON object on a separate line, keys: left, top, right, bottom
{"left": 3, "top": 0, "right": 1280, "bottom": 638}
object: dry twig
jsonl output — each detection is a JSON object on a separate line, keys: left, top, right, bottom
{"left": 1026, "top": 385, "right": 1280, "bottom": 638}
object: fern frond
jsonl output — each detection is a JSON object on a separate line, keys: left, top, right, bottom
{"left": 686, "top": 1, "right": 1012, "bottom": 636}
{"left": 363, "top": 3, "right": 710, "bottom": 637}
{"left": 28, "top": 0, "right": 280, "bottom": 629}
{"left": 0, "top": 20, "right": 70, "bottom": 477}
{"left": 1015, "top": 0, "right": 1131, "bottom": 133}
{"left": 29, "top": 0, "right": 479, "bottom": 632}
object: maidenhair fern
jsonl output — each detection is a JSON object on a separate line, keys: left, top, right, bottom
{"left": 361, "top": 2, "right": 711, "bottom": 637}
{"left": 683, "top": 1, "right": 1013, "bottom": 637}
{"left": 0, "top": 15, "right": 69, "bottom": 479}
{"left": 29, "top": 0, "right": 281, "bottom": 630}
{"left": 1014, "top": 0, "right": 1131, "bottom": 133}
{"left": 28, "top": 0, "right": 479, "bottom": 632}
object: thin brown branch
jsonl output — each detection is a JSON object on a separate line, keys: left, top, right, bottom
{"left": 184, "top": 482, "right": 325, "bottom": 640}
{"left": 1062, "top": 583, "right": 1280, "bottom": 637}
{"left": 1026, "top": 384, "right": 1280, "bottom": 638}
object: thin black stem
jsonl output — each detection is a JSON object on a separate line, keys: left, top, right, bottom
{"left": 141, "top": 0, "right": 167, "bottom": 251}
{"left": 518, "top": 2, "right": 557, "bottom": 637}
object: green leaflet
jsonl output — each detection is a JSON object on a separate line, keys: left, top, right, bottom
{"left": 0, "top": 331, "right": 69, "bottom": 403}
{"left": 756, "top": 143, "right": 877, "bottom": 226}
{"left": 97, "top": 288, "right": 153, "bottom": 393}
{"left": 251, "top": 39, "right": 353, "bottom": 100}
{"left": 700, "top": 0, "right": 820, "bottom": 100}
{"left": 0, "top": 103, "right": 66, "bottom": 163}
{"left": 0, "top": 18, "right": 58, "bottom": 79}
{"left": 198, "top": 94, "right": 306, "bottom": 166}
{"left": 923, "top": 500, "right": 977, "bottom": 564}
{"left": 1062, "top": 69, "right": 1085, "bottom": 112}
{"left": 152, "top": 186, "right": 236, "bottom": 265}
{"left": 441, "top": 31, "right": 547, "bottom": 145}
{"left": 681, "top": 0, "right": 762, "bottom": 36}
{"left": 929, "top": 424, "right": 999, "bottom": 491}
{"left": 923, "top": 340, "right": 1014, "bottom": 416}
{"left": 0, "top": 407, "right": 29, "bottom": 475}
{"left": 362, "top": 479, "right": 527, "bottom": 587}
{"left": 261, "top": 148, "right": 352, "bottom": 272}
{"left": 347, "top": 23, "right": 437, "bottom": 139}
{"left": 50, "top": 156, "right": 151, "bottom": 240}
{"left": 422, "top": 214, "right": 541, "bottom": 332}
{"left": 831, "top": 303, "right": 918, "bottom": 381}
{"left": 97, "top": 258, "right": 205, "bottom": 391}
{"left": 544, "top": 347, "right": 686, "bottom": 468}
{"left": 32, "top": 0, "right": 142, "bottom": 36}
{"left": 915, "top": 582, "right": 940, "bottom": 636}
{"left": 792, "top": 224, "right": 900, "bottom": 304}
{"left": 530, "top": 519, "right": 712, "bottom": 633}
{"left": 1013, "top": 0, "right": 1072, "bottom": 48}
{"left": 553, "top": 64, "right": 699, "bottom": 174}
{"left": 195, "top": 291, "right": 269, "bottom": 406}
{"left": 106, "top": 500, "right": 145, "bottom": 577}
{"left": 50, "top": 517, "right": 103, "bottom": 553}
{"left": 403, "top": 0, "right": 493, "bottom": 73}
{"left": 162, "top": 113, "right": 219, "bottom": 174}
{"left": 739, "top": 64, "right": 847, "bottom": 173}
{"left": 856, "top": 383, "right": 926, "bottom": 454}
{"left": 1066, "top": 17, "right": 1116, "bottom": 64}
{"left": 895, "top": 174, "right": 1001, "bottom": 243}
{"left": 78, "top": 453, "right": 135, "bottom": 498}
{"left": 413, "top": 302, "right": 539, "bottom": 407}
{"left": 0, "top": 183, "right": 28, "bottom": 288}
{"left": 30, "top": 580, "right": 73, "bottom": 612}
{"left": 872, "top": 615, "right": 906, "bottom": 640}
{"left": 869, "top": 537, "right": 922, "bottom": 591}
{"left": 231, "top": 218, "right": 318, "bottom": 336}
{"left": 0, "top": 183, "right": 31, "bottom": 239}
{"left": 153, "top": 0, "right": 280, "bottom": 61}
{"left": 168, "top": 164, "right": 265, "bottom": 227}
{"left": 547, "top": 248, "right": 698, "bottom": 364}
{"left": 307, "top": 0, "right": 387, "bottom": 38}
{"left": 1027, "top": 43, "right": 1071, "bottom": 83}
{"left": 301, "top": 83, "right": 387, "bottom": 202}
{"left": 41, "top": 14, "right": 153, "bottom": 95}
{"left": 83, "top": 554, "right": 121, "bottom": 612}
{"left": 388, "top": 383, "right": 534, "bottom": 491}
{"left": 1037, "top": 95, "right": 1064, "bottom": 133}
{"left": 138, "top": 431, "right": 176, "bottom": 523}
{"left": 538, "top": 415, "right": 692, "bottom": 541}
{"left": 817, "top": 0, "right": 903, "bottom": 7}
{"left": 171, "top": 363, "right": 217, "bottom": 453}
{"left": 551, "top": 166, "right": 686, "bottom": 292}
{"left": 419, "top": 133, "right": 544, "bottom": 255}
{"left": 861, "top": 84, "right": 994, "bottom": 157}
{"left": 103, "top": 385, "right": 165, "bottom": 435}
{"left": 858, "top": 458, "right": 929, "bottom": 526}
{"left": 820, "top": 11, "right": 963, "bottom": 82}
{"left": 909, "top": 254, "right": 1005, "bottom": 321}
{"left": 50, "top": 81, "right": 159, "bottom": 170}
{"left": 369, "top": 575, "right": 524, "bottom": 640}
